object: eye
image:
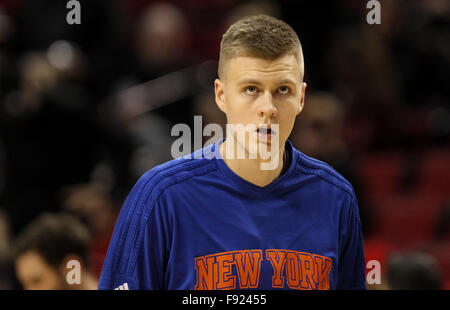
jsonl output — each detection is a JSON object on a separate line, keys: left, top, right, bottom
{"left": 245, "top": 86, "right": 258, "bottom": 94}
{"left": 278, "top": 86, "right": 290, "bottom": 94}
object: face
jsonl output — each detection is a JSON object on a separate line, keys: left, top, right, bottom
{"left": 215, "top": 54, "right": 306, "bottom": 159}
{"left": 15, "top": 251, "right": 65, "bottom": 290}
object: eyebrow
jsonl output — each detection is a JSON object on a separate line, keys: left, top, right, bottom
{"left": 237, "top": 78, "right": 298, "bottom": 86}
{"left": 237, "top": 79, "right": 263, "bottom": 86}
{"left": 277, "top": 79, "right": 297, "bottom": 86}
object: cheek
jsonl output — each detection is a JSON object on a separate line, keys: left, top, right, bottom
{"left": 225, "top": 95, "right": 251, "bottom": 118}
{"left": 278, "top": 104, "right": 299, "bottom": 135}
{"left": 278, "top": 100, "right": 298, "bottom": 117}
{"left": 40, "top": 269, "right": 64, "bottom": 289}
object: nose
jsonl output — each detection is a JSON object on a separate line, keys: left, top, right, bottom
{"left": 257, "top": 91, "right": 277, "bottom": 119}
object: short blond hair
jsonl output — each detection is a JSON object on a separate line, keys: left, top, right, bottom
{"left": 218, "top": 15, "right": 304, "bottom": 80}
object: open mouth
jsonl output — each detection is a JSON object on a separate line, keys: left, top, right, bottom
{"left": 256, "top": 127, "right": 276, "bottom": 135}
{"left": 256, "top": 126, "right": 276, "bottom": 142}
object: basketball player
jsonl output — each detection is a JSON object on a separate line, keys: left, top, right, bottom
{"left": 98, "top": 15, "right": 366, "bottom": 290}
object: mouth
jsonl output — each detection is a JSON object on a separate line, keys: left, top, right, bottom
{"left": 256, "top": 126, "right": 276, "bottom": 142}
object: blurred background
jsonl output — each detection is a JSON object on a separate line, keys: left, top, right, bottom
{"left": 0, "top": 0, "right": 448, "bottom": 290}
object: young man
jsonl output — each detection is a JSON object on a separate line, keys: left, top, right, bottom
{"left": 99, "top": 15, "right": 366, "bottom": 290}
{"left": 12, "top": 213, "right": 98, "bottom": 290}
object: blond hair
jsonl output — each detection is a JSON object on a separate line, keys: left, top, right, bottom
{"left": 218, "top": 15, "right": 304, "bottom": 80}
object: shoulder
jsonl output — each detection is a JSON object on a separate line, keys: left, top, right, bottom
{"left": 293, "top": 148, "right": 356, "bottom": 201}
{"left": 103, "top": 147, "right": 218, "bottom": 275}
{"left": 132, "top": 146, "right": 218, "bottom": 203}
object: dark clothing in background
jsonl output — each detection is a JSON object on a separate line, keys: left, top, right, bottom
{"left": 0, "top": 91, "right": 134, "bottom": 235}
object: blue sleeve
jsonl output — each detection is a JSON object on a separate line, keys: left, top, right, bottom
{"left": 337, "top": 194, "right": 367, "bottom": 290}
{"left": 98, "top": 171, "right": 171, "bottom": 290}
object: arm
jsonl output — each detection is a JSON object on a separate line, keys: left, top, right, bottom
{"left": 98, "top": 171, "right": 170, "bottom": 290}
{"left": 337, "top": 194, "right": 367, "bottom": 290}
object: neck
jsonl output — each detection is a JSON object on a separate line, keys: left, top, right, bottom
{"left": 219, "top": 139, "right": 285, "bottom": 187}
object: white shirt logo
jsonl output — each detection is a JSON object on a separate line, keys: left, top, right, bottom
{"left": 114, "top": 283, "right": 129, "bottom": 290}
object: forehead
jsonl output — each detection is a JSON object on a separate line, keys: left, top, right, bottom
{"left": 16, "top": 251, "right": 52, "bottom": 273}
{"left": 224, "top": 54, "right": 302, "bottom": 83}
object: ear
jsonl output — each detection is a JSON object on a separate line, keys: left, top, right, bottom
{"left": 296, "top": 82, "right": 307, "bottom": 115}
{"left": 214, "top": 79, "right": 227, "bottom": 114}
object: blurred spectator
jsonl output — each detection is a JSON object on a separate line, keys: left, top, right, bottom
{"left": 107, "top": 2, "right": 219, "bottom": 176}
{"left": 116, "top": 2, "right": 194, "bottom": 124}
{"left": 12, "top": 212, "right": 97, "bottom": 290}
{"left": 386, "top": 252, "right": 443, "bottom": 290}
{"left": 0, "top": 47, "right": 133, "bottom": 236}
{"left": 291, "top": 92, "right": 349, "bottom": 172}
{"left": 392, "top": 0, "right": 450, "bottom": 110}
{"left": 290, "top": 91, "right": 375, "bottom": 238}
{"left": 12, "top": 0, "right": 128, "bottom": 102}
{"left": 324, "top": 24, "right": 403, "bottom": 151}
{"left": 60, "top": 182, "right": 119, "bottom": 277}
{"left": 134, "top": 2, "right": 190, "bottom": 75}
